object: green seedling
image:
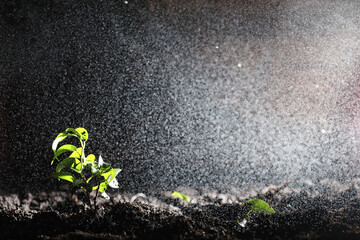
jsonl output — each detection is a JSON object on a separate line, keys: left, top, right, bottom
{"left": 247, "top": 198, "right": 276, "bottom": 214}
{"left": 171, "top": 191, "right": 190, "bottom": 203}
{"left": 51, "top": 127, "right": 121, "bottom": 208}
{"left": 238, "top": 198, "right": 275, "bottom": 227}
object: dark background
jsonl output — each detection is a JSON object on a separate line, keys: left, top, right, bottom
{"left": 1, "top": 0, "right": 360, "bottom": 194}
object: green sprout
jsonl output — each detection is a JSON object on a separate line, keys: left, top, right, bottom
{"left": 171, "top": 191, "right": 190, "bottom": 203}
{"left": 238, "top": 198, "right": 275, "bottom": 227}
{"left": 247, "top": 198, "right": 276, "bottom": 214}
{"left": 50, "top": 127, "right": 121, "bottom": 208}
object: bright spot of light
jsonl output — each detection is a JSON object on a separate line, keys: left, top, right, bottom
{"left": 238, "top": 218, "right": 247, "bottom": 227}
{"left": 237, "top": 63, "right": 242, "bottom": 68}
{"left": 321, "top": 129, "right": 326, "bottom": 134}
{"left": 124, "top": 1, "right": 128, "bottom": 4}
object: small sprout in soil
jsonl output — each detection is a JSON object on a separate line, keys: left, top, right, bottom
{"left": 247, "top": 198, "right": 276, "bottom": 214}
{"left": 171, "top": 191, "right": 190, "bottom": 203}
{"left": 238, "top": 198, "right": 275, "bottom": 227}
{"left": 50, "top": 127, "right": 121, "bottom": 209}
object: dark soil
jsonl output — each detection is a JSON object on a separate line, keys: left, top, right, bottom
{"left": 2, "top": 185, "right": 360, "bottom": 240}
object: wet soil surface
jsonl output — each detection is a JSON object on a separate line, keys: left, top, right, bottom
{"left": 2, "top": 184, "right": 360, "bottom": 240}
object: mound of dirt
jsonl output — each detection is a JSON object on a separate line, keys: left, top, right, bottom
{"left": 1, "top": 185, "right": 360, "bottom": 239}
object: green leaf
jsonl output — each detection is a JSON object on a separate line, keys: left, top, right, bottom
{"left": 52, "top": 132, "right": 69, "bottom": 151}
{"left": 51, "top": 172, "right": 75, "bottom": 183}
{"left": 84, "top": 154, "right": 97, "bottom": 173}
{"left": 86, "top": 154, "right": 95, "bottom": 162}
{"left": 69, "top": 147, "right": 82, "bottom": 159}
{"left": 85, "top": 154, "right": 95, "bottom": 165}
{"left": 110, "top": 168, "right": 121, "bottom": 181}
{"left": 65, "top": 128, "right": 88, "bottom": 141}
{"left": 99, "top": 163, "right": 111, "bottom": 173}
{"left": 75, "top": 128, "right": 88, "bottom": 141}
{"left": 73, "top": 179, "right": 85, "bottom": 187}
{"left": 98, "top": 167, "right": 121, "bottom": 190}
{"left": 101, "top": 168, "right": 117, "bottom": 184}
{"left": 53, "top": 144, "right": 77, "bottom": 160}
{"left": 92, "top": 180, "right": 108, "bottom": 191}
{"left": 247, "top": 198, "right": 275, "bottom": 214}
{"left": 94, "top": 180, "right": 110, "bottom": 199}
{"left": 102, "top": 168, "right": 111, "bottom": 178}
{"left": 108, "top": 169, "right": 121, "bottom": 188}
{"left": 171, "top": 191, "right": 190, "bottom": 202}
{"left": 108, "top": 177, "right": 119, "bottom": 188}
{"left": 97, "top": 181, "right": 108, "bottom": 193}
{"left": 51, "top": 132, "right": 68, "bottom": 162}
{"left": 56, "top": 157, "right": 81, "bottom": 173}
{"left": 65, "top": 128, "right": 79, "bottom": 136}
